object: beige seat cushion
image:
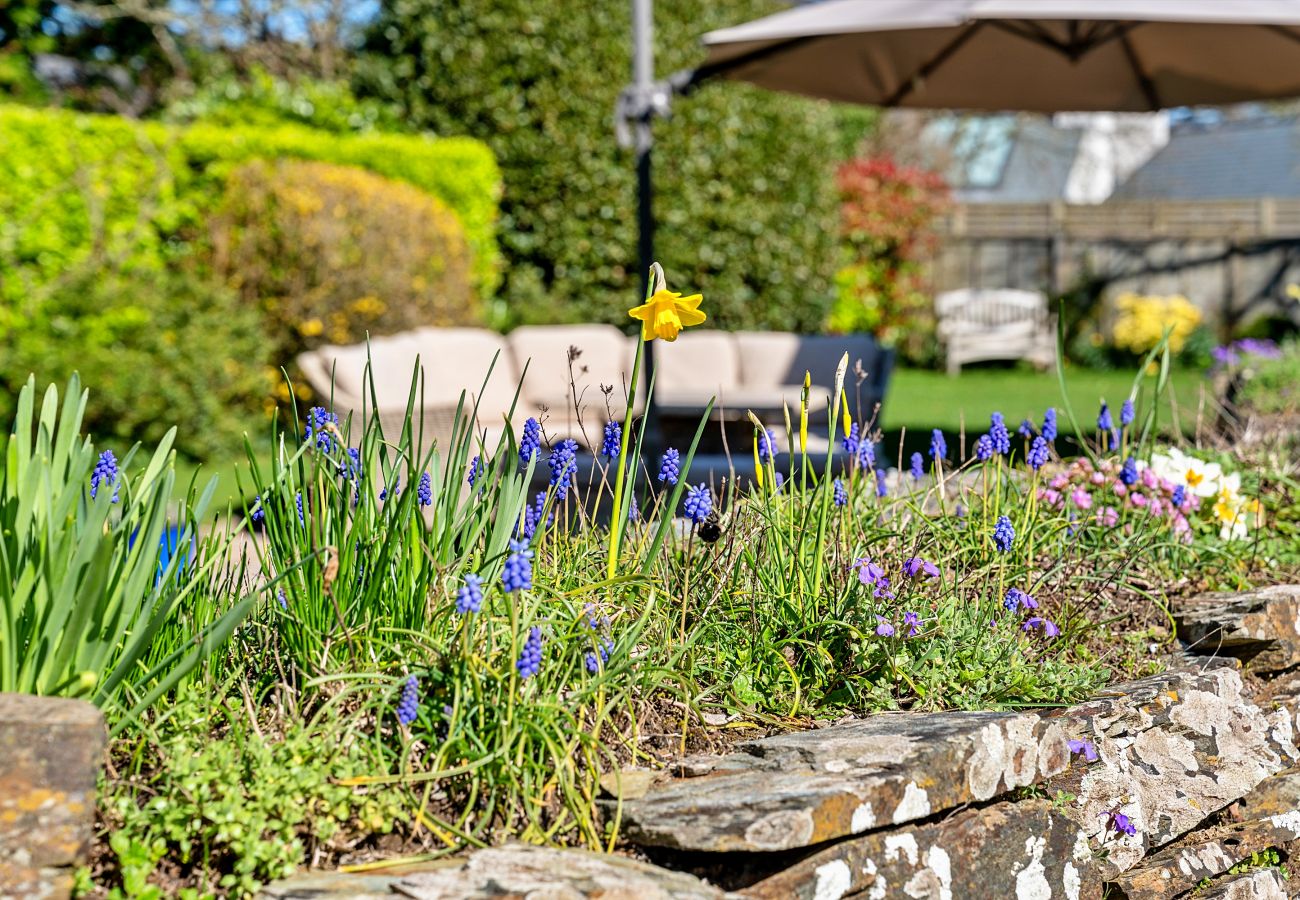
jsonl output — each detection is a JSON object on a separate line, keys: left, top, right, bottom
{"left": 736, "top": 331, "right": 877, "bottom": 390}
{"left": 653, "top": 330, "right": 741, "bottom": 395}
{"left": 507, "top": 323, "right": 641, "bottom": 425}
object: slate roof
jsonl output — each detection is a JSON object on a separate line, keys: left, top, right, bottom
{"left": 1113, "top": 116, "right": 1300, "bottom": 200}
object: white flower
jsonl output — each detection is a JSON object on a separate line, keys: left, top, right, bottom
{"left": 1149, "top": 448, "right": 1225, "bottom": 498}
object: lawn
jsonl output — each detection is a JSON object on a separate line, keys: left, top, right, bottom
{"left": 881, "top": 365, "right": 1210, "bottom": 436}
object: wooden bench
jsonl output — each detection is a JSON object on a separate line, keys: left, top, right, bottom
{"left": 935, "top": 288, "right": 1055, "bottom": 375}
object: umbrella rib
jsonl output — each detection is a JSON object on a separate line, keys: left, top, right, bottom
{"left": 1263, "top": 23, "right": 1300, "bottom": 47}
{"left": 1118, "top": 29, "right": 1160, "bottom": 110}
{"left": 883, "top": 21, "right": 984, "bottom": 107}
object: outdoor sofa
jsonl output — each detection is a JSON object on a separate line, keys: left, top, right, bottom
{"left": 297, "top": 327, "right": 892, "bottom": 452}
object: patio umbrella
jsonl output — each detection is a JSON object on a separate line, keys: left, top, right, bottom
{"left": 692, "top": 0, "right": 1300, "bottom": 112}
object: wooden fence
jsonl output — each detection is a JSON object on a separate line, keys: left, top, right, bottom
{"left": 937, "top": 199, "right": 1300, "bottom": 241}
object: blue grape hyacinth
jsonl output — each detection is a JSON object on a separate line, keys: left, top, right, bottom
{"left": 1120, "top": 398, "right": 1135, "bottom": 427}
{"left": 833, "top": 478, "right": 847, "bottom": 507}
{"left": 909, "top": 452, "right": 924, "bottom": 480}
{"left": 600, "top": 421, "right": 621, "bottom": 459}
{"left": 466, "top": 455, "right": 481, "bottom": 489}
{"left": 548, "top": 439, "right": 579, "bottom": 500}
{"left": 989, "top": 412, "right": 1011, "bottom": 455}
{"left": 304, "top": 406, "right": 339, "bottom": 452}
{"left": 930, "top": 428, "right": 947, "bottom": 460}
{"left": 842, "top": 423, "right": 861, "bottom": 456}
{"left": 1042, "top": 408, "right": 1058, "bottom": 443}
{"left": 757, "top": 428, "right": 777, "bottom": 464}
{"left": 456, "top": 573, "right": 484, "bottom": 614}
{"left": 875, "top": 468, "right": 888, "bottom": 497}
{"left": 519, "top": 417, "right": 542, "bottom": 465}
{"left": 993, "top": 515, "right": 1015, "bottom": 553}
{"left": 683, "top": 484, "right": 712, "bottom": 524}
{"left": 1120, "top": 456, "right": 1139, "bottom": 486}
{"left": 396, "top": 674, "right": 419, "bottom": 726}
{"left": 516, "top": 626, "right": 543, "bottom": 679}
{"left": 658, "top": 447, "right": 680, "bottom": 485}
{"left": 249, "top": 495, "right": 264, "bottom": 524}
{"left": 90, "top": 450, "right": 120, "bottom": 502}
{"left": 502, "top": 540, "right": 534, "bottom": 592}
{"left": 418, "top": 471, "right": 433, "bottom": 506}
{"left": 974, "top": 434, "right": 995, "bottom": 461}
{"left": 1027, "top": 436, "right": 1050, "bottom": 471}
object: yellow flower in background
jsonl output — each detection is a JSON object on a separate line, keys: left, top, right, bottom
{"left": 629, "top": 288, "right": 706, "bottom": 342}
{"left": 1112, "top": 292, "right": 1201, "bottom": 354}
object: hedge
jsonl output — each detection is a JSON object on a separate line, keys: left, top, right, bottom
{"left": 357, "top": 0, "right": 844, "bottom": 332}
{"left": 0, "top": 104, "right": 502, "bottom": 307}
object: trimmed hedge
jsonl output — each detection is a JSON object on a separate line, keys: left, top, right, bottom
{"left": 0, "top": 104, "right": 502, "bottom": 304}
{"left": 358, "top": 0, "right": 843, "bottom": 332}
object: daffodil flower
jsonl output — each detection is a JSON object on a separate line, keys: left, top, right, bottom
{"left": 628, "top": 288, "right": 706, "bottom": 342}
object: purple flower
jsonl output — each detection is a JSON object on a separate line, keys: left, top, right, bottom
{"left": 519, "top": 417, "right": 542, "bottom": 465}
{"left": 628, "top": 495, "right": 640, "bottom": 522}
{"left": 1022, "top": 616, "right": 1061, "bottom": 638}
{"left": 90, "top": 450, "right": 120, "bottom": 502}
{"left": 1120, "top": 399, "right": 1135, "bottom": 428}
{"left": 902, "top": 556, "right": 940, "bottom": 579}
{"left": 1003, "top": 587, "right": 1037, "bottom": 611}
{"left": 1067, "top": 738, "right": 1099, "bottom": 762}
{"left": 930, "top": 429, "right": 947, "bottom": 460}
{"left": 466, "top": 455, "right": 481, "bottom": 489}
{"left": 396, "top": 674, "right": 419, "bottom": 726}
{"left": 842, "top": 423, "right": 861, "bottom": 457}
{"left": 275, "top": 588, "right": 287, "bottom": 609}
{"left": 757, "top": 427, "right": 777, "bottom": 464}
{"left": 418, "top": 471, "right": 433, "bottom": 506}
{"left": 548, "top": 439, "right": 579, "bottom": 499}
{"left": 1041, "top": 408, "right": 1058, "bottom": 444}
{"left": 992, "top": 516, "right": 1015, "bottom": 552}
{"left": 516, "top": 626, "right": 543, "bottom": 679}
{"left": 1104, "top": 810, "right": 1137, "bottom": 837}
{"left": 1027, "top": 436, "right": 1050, "bottom": 471}
{"left": 1018, "top": 418, "right": 1035, "bottom": 438}
{"left": 855, "top": 558, "right": 886, "bottom": 586}
{"left": 600, "top": 420, "right": 621, "bottom": 459}
{"left": 833, "top": 478, "right": 848, "bottom": 507}
{"left": 989, "top": 412, "right": 1011, "bottom": 455}
{"left": 1171, "top": 485, "right": 1186, "bottom": 508}
{"left": 658, "top": 448, "right": 680, "bottom": 485}
{"left": 874, "top": 616, "right": 895, "bottom": 637}
{"left": 502, "top": 539, "right": 534, "bottom": 592}
{"left": 902, "top": 611, "right": 922, "bottom": 637}
{"left": 250, "top": 495, "right": 264, "bottom": 524}
{"left": 1097, "top": 402, "right": 1113, "bottom": 433}
{"left": 1119, "top": 456, "right": 1138, "bottom": 486}
{"left": 875, "top": 468, "right": 888, "bottom": 498}
{"left": 683, "top": 484, "right": 712, "bottom": 524}
{"left": 295, "top": 491, "right": 305, "bottom": 524}
{"left": 342, "top": 447, "right": 362, "bottom": 482}
{"left": 456, "top": 573, "right": 484, "bottom": 614}
{"left": 520, "top": 490, "right": 550, "bottom": 540}
{"left": 858, "top": 438, "right": 876, "bottom": 470}
{"left": 909, "top": 452, "right": 924, "bottom": 480}
{"left": 304, "top": 406, "right": 339, "bottom": 452}
{"left": 974, "top": 434, "right": 995, "bottom": 461}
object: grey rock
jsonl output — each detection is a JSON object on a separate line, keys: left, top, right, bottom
{"left": 1194, "top": 867, "right": 1291, "bottom": 900}
{"left": 1175, "top": 585, "right": 1300, "bottom": 673}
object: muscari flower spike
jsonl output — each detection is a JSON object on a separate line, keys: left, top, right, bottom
{"left": 548, "top": 439, "right": 579, "bottom": 500}
{"left": 295, "top": 492, "right": 305, "bottom": 524}
{"left": 396, "top": 674, "right": 420, "bottom": 726}
{"left": 974, "top": 434, "right": 995, "bottom": 461}
{"left": 1028, "top": 436, "right": 1050, "bottom": 471}
{"left": 1120, "top": 456, "right": 1139, "bottom": 486}
{"left": 304, "top": 406, "right": 339, "bottom": 452}
{"left": 418, "top": 471, "right": 433, "bottom": 506}
{"left": 467, "top": 455, "right": 480, "bottom": 489}
{"left": 250, "top": 495, "right": 264, "bottom": 524}
{"left": 757, "top": 428, "right": 777, "bottom": 464}
{"left": 502, "top": 539, "right": 534, "bottom": 592}
{"left": 875, "top": 468, "right": 888, "bottom": 497}
{"left": 1172, "top": 484, "right": 1187, "bottom": 508}
{"left": 380, "top": 479, "right": 400, "bottom": 502}
{"left": 90, "top": 450, "right": 120, "bottom": 502}
{"left": 1097, "top": 401, "right": 1114, "bottom": 433}
{"left": 658, "top": 447, "right": 680, "bottom": 485}
{"left": 989, "top": 412, "right": 1011, "bottom": 455}
{"left": 1120, "top": 399, "right": 1135, "bottom": 428}
{"left": 858, "top": 437, "right": 876, "bottom": 469}
{"left": 456, "top": 573, "right": 484, "bottom": 615}
{"left": 993, "top": 515, "right": 1015, "bottom": 553}
{"left": 683, "top": 483, "right": 713, "bottom": 524}
{"left": 1018, "top": 418, "right": 1035, "bottom": 438}
{"left": 1041, "top": 408, "right": 1058, "bottom": 443}
{"left": 930, "top": 428, "right": 947, "bottom": 460}
{"left": 519, "top": 417, "right": 542, "bottom": 465}
{"left": 600, "top": 420, "right": 621, "bottom": 459}
{"left": 842, "top": 422, "right": 861, "bottom": 456}
{"left": 628, "top": 495, "right": 640, "bottom": 522}
{"left": 516, "top": 626, "right": 543, "bottom": 679}
{"left": 909, "top": 452, "right": 924, "bottom": 480}
{"left": 833, "top": 478, "right": 848, "bottom": 507}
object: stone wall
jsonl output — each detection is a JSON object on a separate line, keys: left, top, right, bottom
{"left": 302, "top": 585, "right": 1300, "bottom": 900}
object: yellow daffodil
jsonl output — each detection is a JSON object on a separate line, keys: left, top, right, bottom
{"left": 628, "top": 289, "right": 706, "bottom": 342}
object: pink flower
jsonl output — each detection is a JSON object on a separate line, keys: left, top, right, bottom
{"left": 1090, "top": 471, "right": 1106, "bottom": 485}
{"left": 1039, "top": 488, "right": 1062, "bottom": 507}
{"left": 1113, "top": 482, "right": 1128, "bottom": 497}
{"left": 1140, "top": 467, "right": 1159, "bottom": 490}
{"left": 1071, "top": 489, "right": 1093, "bottom": 510}
{"left": 1148, "top": 499, "right": 1163, "bottom": 516}
{"left": 1049, "top": 475, "right": 1069, "bottom": 490}
{"left": 1131, "top": 493, "right": 1148, "bottom": 508}
{"left": 1100, "top": 507, "right": 1119, "bottom": 527}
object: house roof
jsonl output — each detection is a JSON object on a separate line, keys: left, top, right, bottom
{"left": 923, "top": 115, "right": 1084, "bottom": 203}
{"left": 1113, "top": 116, "right": 1300, "bottom": 200}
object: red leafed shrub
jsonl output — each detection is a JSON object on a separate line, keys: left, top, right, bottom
{"left": 830, "top": 156, "right": 949, "bottom": 366}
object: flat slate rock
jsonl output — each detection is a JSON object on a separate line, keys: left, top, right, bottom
{"left": 392, "top": 844, "right": 727, "bottom": 900}
{"left": 1107, "top": 813, "right": 1300, "bottom": 899}
{"left": 617, "top": 665, "right": 1299, "bottom": 858}
{"left": 1195, "top": 867, "right": 1291, "bottom": 900}
{"left": 1234, "top": 766, "right": 1300, "bottom": 822}
{"left": 741, "top": 799, "right": 1100, "bottom": 900}
{"left": 1175, "top": 585, "right": 1300, "bottom": 673}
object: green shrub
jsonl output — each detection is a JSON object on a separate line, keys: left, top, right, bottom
{"left": 211, "top": 159, "right": 477, "bottom": 362}
{"left": 4, "top": 269, "right": 272, "bottom": 461}
{"left": 357, "top": 0, "right": 842, "bottom": 331}
{"left": 0, "top": 103, "right": 502, "bottom": 307}
{"left": 1236, "top": 340, "right": 1300, "bottom": 415}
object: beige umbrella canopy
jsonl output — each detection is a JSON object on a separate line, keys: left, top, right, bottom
{"left": 697, "top": 0, "right": 1300, "bottom": 111}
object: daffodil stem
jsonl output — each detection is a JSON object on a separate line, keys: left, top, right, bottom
{"left": 606, "top": 334, "right": 644, "bottom": 580}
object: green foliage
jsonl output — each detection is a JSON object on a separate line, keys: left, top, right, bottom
{"left": 1236, "top": 340, "right": 1300, "bottom": 416}
{"left": 210, "top": 159, "right": 477, "bottom": 363}
{"left": 357, "top": 0, "right": 842, "bottom": 330}
{"left": 0, "top": 103, "right": 502, "bottom": 310}
{"left": 0, "top": 375, "right": 255, "bottom": 723}
{"left": 5, "top": 269, "right": 272, "bottom": 461}
{"left": 99, "top": 693, "right": 406, "bottom": 899}
{"left": 164, "top": 69, "right": 406, "bottom": 135}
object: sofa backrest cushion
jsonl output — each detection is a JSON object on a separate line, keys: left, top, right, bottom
{"left": 653, "top": 331, "right": 741, "bottom": 394}
{"left": 736, "top": 332, "right": 887, "bottom": 391}
{"left": 507, "top": 324, "right": 638, "bottom": 419}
